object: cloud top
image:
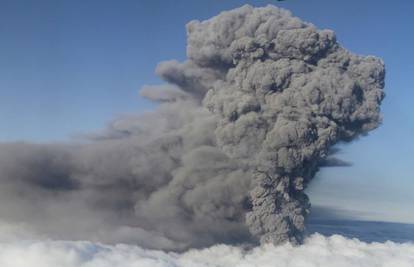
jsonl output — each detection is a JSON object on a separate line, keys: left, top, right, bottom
{"left": 0, "top": 234, "right": 412, "bottom": 267}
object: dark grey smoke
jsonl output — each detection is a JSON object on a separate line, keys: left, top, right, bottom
{"left": 0, "top": 5, "right": 384, "bottom": 250}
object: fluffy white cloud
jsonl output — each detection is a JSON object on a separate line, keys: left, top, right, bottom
{"left": 0, "top": 234, "right": 413, "bottom": 267}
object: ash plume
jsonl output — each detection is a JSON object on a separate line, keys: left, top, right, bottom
{"left": 0, "top": 5, "right": 384, "bottom": 250}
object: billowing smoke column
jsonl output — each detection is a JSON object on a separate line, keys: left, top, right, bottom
{"left": 153, "top": 5, "right": 385, "bottom": 245}
{"left": 0, "top": 5, "right": 384, "bottom": 250}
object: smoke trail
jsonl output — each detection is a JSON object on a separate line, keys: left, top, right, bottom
{"left": 0, "top": 5, "right": 384, "bottom": 250}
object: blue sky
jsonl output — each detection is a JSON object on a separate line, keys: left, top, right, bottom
{"left": 0, "top": 0, "right": 413, "bottom": 223}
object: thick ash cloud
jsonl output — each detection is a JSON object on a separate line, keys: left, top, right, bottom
{"left": 0, "top": 5, "right": 384, "bottom": 249}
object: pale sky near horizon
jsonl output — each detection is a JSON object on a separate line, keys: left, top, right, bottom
{"left": 0, "top": 0, "right": 413, "bottom": 223}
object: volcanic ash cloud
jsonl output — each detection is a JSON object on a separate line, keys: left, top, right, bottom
{"left": 0, "top": 5, "right": 385, "bottom": 249}
{"left": 152, "top": 4, "right": 385, "bottom": 245}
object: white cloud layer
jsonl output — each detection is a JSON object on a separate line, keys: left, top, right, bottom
{"left": 0, "top": 234, "right": 413, "bottom": 267}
